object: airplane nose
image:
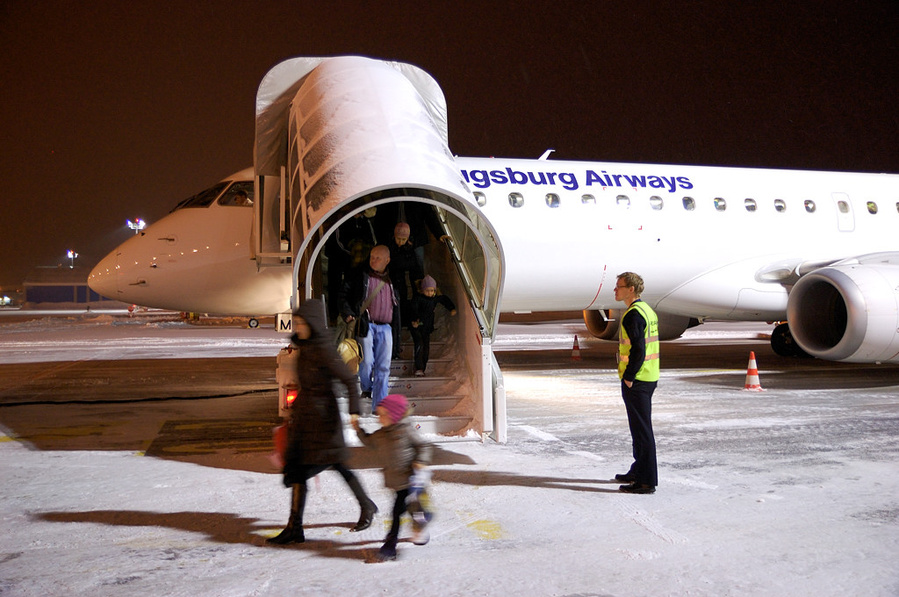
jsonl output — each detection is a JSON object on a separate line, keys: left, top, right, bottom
{"left": 88, "top": 251, "right": 120, "bottom": 300}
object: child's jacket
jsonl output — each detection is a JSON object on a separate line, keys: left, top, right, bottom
{"left": 355, "top": 420, "right": 433, "bottom": 490}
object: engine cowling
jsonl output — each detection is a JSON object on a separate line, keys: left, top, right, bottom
{"left": 787, "top": 262, "right": 899, "bottom": 363}
{"left": 583, "top": 309, "right": 698, "bottom": 341}
{"left": 583, "top": 309, "right": 620, "bottom": 340}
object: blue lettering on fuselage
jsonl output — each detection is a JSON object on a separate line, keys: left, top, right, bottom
{"left": 461, "top": 167, "right": 693, "bottom": 193}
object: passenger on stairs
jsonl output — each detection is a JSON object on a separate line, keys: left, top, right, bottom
{"left": 339, "top": 245, "right": 400, "bottom": 411}
{"left": 409, "top": 275, "right": 456, "bottom": 377}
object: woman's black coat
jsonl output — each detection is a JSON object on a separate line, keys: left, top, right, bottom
{"left": 282, "top": 300, "right": 361, "bottom": 486}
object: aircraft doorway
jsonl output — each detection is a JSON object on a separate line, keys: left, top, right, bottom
{"left": 292, "top": 193, "right": 506, "bottom": 442}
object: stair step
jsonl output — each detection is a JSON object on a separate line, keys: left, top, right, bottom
{"left": 407, "top": 415, "right": 472, "bottom": 436}
{"left": 337, "top": 393, "right": 465, "bottom": 417}
{"left": 406, "top": 394, "right": 465, "bottom": 415}
{"left": 346, "top": 415, "right": 477, "bottom": 443}
{"left": 388, "top": 375, "right": 453, "bottom": 394}
{"left": 389, "top": 358, "right": 453, "bottom": 377}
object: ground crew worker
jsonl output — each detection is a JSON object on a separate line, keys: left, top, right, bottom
{"left": 613, "top": 271, "right": 659, "bottom": 494}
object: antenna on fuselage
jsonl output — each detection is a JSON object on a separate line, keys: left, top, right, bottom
{"left": 539, "top": 149, "right": 555, "bottom": 160}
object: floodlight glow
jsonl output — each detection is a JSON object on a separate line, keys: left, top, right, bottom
{"left": 127, "top": 219, "right": 147, "bottom": 234}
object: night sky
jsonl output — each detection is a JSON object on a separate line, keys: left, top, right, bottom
{"left": 2, "top": 1, "right": 897, "bottom": 287}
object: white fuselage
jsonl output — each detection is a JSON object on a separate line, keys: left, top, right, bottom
{"left": 89, "top": 169, "right": 293, "bottom": 315}
{"left": 90, "top": 158, "right": 897, "bottom": 322}
{"left": 457, "top": 157, "right": 897, "bottom": 320}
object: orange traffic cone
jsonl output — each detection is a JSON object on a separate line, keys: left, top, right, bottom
{"left": 743, "top": 351, "right": 764, "bottom": 391}
{"left": 571, "top": 335, "right": 581, "bottom": 361}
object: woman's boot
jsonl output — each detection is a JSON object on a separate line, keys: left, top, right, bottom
{"left": 267, "top": 483, "right": 306, "bottom": 544}
{"left": 352, "top": 495, "right": 378, "bottom": 532}
{"left": 338, "top": 465, "right": 378, "bottom": 532}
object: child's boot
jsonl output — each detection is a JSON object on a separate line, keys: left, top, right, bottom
{"left": 375, "top": 535, "right": 398, "bottom": 561}
{"left": 411, "top": 510, "right": 430, "bottom": 545}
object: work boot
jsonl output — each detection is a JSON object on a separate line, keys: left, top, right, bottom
{"left": 267, "top": 484, "right": 306, "bottom": 544}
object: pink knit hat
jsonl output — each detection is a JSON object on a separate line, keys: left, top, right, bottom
{"left": 379, "top": 394, "right": 409, "bottom": 424}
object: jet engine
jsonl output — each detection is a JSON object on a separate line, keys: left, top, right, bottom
{"left": 583, "top": 309, "right": 620, "bottom": 340}
{"left": 787, "top": 258, "right": 899, "bottom": 363}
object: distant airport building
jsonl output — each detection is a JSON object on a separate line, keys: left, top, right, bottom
{"left": 23, "top": 266, "right": 125, "bottom": 308}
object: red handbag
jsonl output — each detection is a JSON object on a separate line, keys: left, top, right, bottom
{"left": 270, "top": 424, "right": 288, "bottom": 468}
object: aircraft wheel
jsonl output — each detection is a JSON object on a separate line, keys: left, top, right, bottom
{"left": 248, "top": 318, "right": 260, "bottom": 329}
{"left": 770, "top": 323, "right": 810, "bottom": 358}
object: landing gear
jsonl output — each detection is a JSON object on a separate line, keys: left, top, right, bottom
{"left": 770, "top": 322, "right": 810, "bottom": 358}
{"left": 248, "top": 318, "right": 260, "bottom": 328}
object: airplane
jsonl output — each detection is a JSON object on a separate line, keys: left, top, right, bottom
{"left": 88, "top": 56, "right": 898, "bottom": 438}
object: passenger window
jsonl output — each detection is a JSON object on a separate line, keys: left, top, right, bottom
{"left": 866, "top": 201, "right": 878, "bottom": 214}
{"left": 744, "top": 198, "right": 757, "bottom": 212}
{"left": 838, "top": 201, "right": 850, "bottom": 214}
{"left": 714, "top": 197, "right": 727, "bottom": 211}
{"left": 650, "top": 196, "right": 663, "bottom": 210}
{"left": 509, "top": 192, "right": 524, "bottom": 208}
{"left": 774, "top": 199, "right": 786, "bottom": 213}
{"left": 581, "top": 194, "right": 596, "bottom": 204}
{"left": 804, "top": 200, "right": 817, "bottom": 213}
{"left": 682, "top": 197, "right": 696, "bottom": 211}
{"left": 474, "top": 191, "right": 487, "bottom": 207}
{"left": 616, "top": 195, "right": 631, "bottom": 208}
{"left": 545, "top": 193, "right": 560, "bottom": 208}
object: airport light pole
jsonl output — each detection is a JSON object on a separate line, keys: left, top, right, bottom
{"left": 127, "top": 219, "right": 146, "bottom": 234}
{"left": 67, "top": 250, "right": 78, "bottom": 268}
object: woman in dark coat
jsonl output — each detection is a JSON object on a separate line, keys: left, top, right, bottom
{"left": 268, "top": 299, "right": 377, "bottom": 545}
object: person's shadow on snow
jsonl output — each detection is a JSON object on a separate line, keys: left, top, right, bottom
{"left": 34, "top": 510, "right": 386, "bottom": 561}
{"left": 430, "top": 469, "right": 622, "bottom": 493}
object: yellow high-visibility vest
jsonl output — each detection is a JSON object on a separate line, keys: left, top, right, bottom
{"left": 618, "top": 300, "right": 660, "bottom": 381}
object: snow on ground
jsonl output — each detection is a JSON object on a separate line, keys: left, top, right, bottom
{"left": 1, "top": 311, "right": 898, "bottom": 596}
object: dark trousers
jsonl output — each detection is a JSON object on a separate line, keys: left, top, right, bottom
{"left": 386, "top": 488, "right": 410, "bottom": 541}
{"left": 621, "top": 379, "right": 658, "bottom": 486}
{"left": 410, "top": 327, "right": 430, "bottom": 372}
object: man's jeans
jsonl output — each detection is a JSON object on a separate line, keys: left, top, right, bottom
{"left": 359, "top": 322, "right": 393, "bottom": 410}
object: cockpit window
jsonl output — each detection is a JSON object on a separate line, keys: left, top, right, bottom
{"left": 171, "top": 182, "right": 229, "bottom": 211}
{"left": 218, "top": 182, "right": 255, "bottom": 206}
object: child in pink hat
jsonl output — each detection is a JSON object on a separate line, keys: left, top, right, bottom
{"left": 352, "top": 394, "right": 433, "bottom": 561}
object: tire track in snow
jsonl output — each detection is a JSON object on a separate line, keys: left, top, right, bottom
{"left": 616, "top": 500, "right": 688, "bottom": 545}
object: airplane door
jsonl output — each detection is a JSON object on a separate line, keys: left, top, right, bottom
{"left": 832, "top": 193, "right": 855, "bottom": 232}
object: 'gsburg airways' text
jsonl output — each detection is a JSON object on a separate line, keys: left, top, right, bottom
{"left": 461, "top": 167, "right": 694, "bottom": 193}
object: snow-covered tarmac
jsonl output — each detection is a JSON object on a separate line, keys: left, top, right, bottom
{"left": 1, "top": 312, "right": 898, "bottom": 596}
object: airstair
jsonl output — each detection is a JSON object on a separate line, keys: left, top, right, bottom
{"left": 255, "top": 56, "right": 508, "bottom": 442}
